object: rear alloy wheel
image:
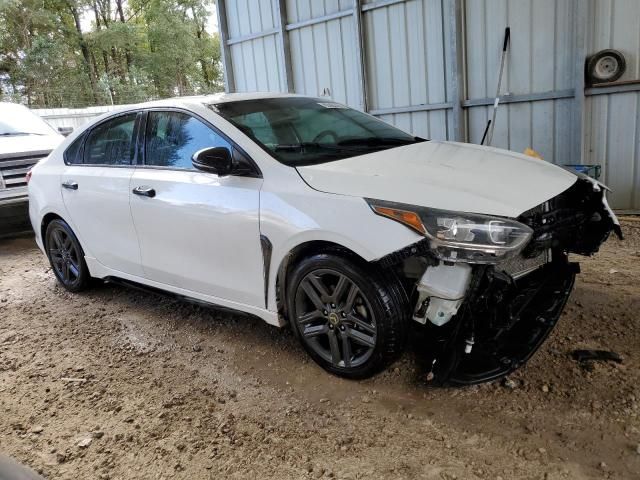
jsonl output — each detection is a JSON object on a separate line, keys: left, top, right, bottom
{"left": 287, "top": 253, "right": 407, "bottom": 379}
{"left": 45, "top": 219, "right": 90, "bottom": 292}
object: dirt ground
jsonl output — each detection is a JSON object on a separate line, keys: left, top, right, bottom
{"left": 1, "top": 219, "right": 639, "bottom": 480}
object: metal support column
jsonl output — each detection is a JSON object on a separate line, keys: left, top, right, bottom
{"left": 353, "top": 0, "right": 369, "bottom": 112}
{"left": 216, "top": 0, "right": 235, "bottom": 93}
{"left": 445, "top": 0, "right": 465, "bottom": 141}
{"left": 275, "top": 0, "right": 294, "bottom": 92}
{"left": 572, "top": 0, "right": 588, "bottom": 163}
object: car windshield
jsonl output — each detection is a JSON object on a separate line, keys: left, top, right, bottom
{"left": 210, "top": 97, "right": 425, "bottom": 166}
{"left": 0, "top": 103, "right": 58, "bottom": 136}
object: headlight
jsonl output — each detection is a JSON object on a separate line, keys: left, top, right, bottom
{"left": 367, "top": 199, "right": 533, "bottom": 264}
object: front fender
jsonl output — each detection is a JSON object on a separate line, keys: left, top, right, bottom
{"left": 260, "top": 189, "right": 422, "bottom": 312}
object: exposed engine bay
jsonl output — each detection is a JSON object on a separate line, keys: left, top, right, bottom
{"left": 382, "top": 177, "right": 622, "bottom": 385}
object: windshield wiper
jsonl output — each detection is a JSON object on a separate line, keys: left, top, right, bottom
{"left": 337, "top": 136, "right": 424, "bottom": 147}
{"left": 275, "top": 142, "right": 361, "bottom": 153}
{"left": 273, "top": 137, "right": 425, "bottom": 159}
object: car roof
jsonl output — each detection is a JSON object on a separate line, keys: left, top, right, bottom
{"left": 131, "top": 92, "right": 306, "bottom": 110}
{"left": 75, "top": 92, "right": 316, "bottom": 130}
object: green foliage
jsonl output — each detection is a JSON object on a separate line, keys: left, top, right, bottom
{"left": 0, "top": 0, "right": 223, "bottom": 107}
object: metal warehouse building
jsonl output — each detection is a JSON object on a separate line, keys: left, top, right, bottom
{"left": 215, "top": 0, "right": 640, "bottom": 212}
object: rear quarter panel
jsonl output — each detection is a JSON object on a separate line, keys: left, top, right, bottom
{"left": 28, "top": 150, "right": 69, "bottom": 253}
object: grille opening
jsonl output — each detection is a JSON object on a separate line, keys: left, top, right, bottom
{"left": 0, "top": 154, "right": 47, "bottom": 190}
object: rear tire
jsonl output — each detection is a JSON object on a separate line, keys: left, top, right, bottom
{"left": 286, "top": 253, "right": 408, "bottom": 379}
{"left": 45, "top": 219, "right": 91, "bottom": 292}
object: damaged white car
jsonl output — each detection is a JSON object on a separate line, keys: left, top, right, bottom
{"left": 28, "top": 93, "right": 621, "bottom": 383}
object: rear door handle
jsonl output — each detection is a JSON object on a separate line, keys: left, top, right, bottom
{"left": 132, "top": 186, "right": 156, "bottom": 198}
{"left": 62, "top": 181, "right": 78, "bottom": 190}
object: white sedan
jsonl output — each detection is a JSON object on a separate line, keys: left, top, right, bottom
{"left": 28, "top": 93, "right": 620, "bottom": 383}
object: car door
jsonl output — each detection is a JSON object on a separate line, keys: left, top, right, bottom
{"left": 129, "top": 109, "right": 265, "bottom": 308}
{"left": 60, "top": 111, "right": 144, "bottom": 277}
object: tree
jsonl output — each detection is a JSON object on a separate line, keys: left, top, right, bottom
{"left": 0, "top": 0, "right": 223, "bottom": 107}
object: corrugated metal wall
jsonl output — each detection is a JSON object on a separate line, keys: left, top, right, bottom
{"left": 363, "top": 0, "right": 449, "bottom": 139}
{"left": 220, "top": 0, "right": 640, "bottom": 210}
{"left": 226, "top": 0, "right": 284, "bottom": 92}
{"left": 287, "top": 1, "right": 360, "bottom": 106}
{"left": 463, "top": 0, "right": 575, "bottom": 164}
{"left": 583, "top": 0, "right": 640, "bottom": 210}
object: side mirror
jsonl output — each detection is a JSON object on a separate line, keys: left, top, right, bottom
{"left": 192, "top": 147, "right": 233, "bottom": 176}
{"left": 58, "top": 126, "right": 74, "bottom": 136}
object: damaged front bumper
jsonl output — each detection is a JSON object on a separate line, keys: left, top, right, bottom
{"left": 404, "top": 177, "right": 621, "bottom": 385}
{"left": 519, "top": 174, "right": 622, "bottom": 258}
{"left": 427, "top": 260, "right": 577, "bottom": 385}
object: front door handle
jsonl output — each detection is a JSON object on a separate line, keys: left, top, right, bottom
{"left": 132, "top": 186, "right": 156, "bottom": 198}
{"left": 62, "top": 180, "right": 78, "bottom": 190}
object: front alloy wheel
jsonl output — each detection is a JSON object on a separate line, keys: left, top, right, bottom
{"left": 287, "top": 253, "right": 407, "bottom": 378}
{"left": 296, "top": 268, "right": 377, "bottom": 369}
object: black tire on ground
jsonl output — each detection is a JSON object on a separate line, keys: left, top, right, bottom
{"left": 44, "top": 218, "right": 91, "bottom": 292}
{"left": 286, "top": 252, "right": 408, "bottom": 379}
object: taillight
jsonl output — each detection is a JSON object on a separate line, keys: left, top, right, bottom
{"left": 26, "top": 169, "right": 33, "bottom": 184}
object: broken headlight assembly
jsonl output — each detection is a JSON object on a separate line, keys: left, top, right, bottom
{"left": 366, "top": 199, "right": 533, "bottom": 263}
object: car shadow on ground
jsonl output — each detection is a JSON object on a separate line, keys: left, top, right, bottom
{"left": 82, "top": 277, "right": 496, "bottom": 399}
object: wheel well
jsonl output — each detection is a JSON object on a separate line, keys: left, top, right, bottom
{"left": 275, "top": 240, "right": 367, "bottom": 322}
{"left": 40, "top": 213, "right": 64, "bottom": 245}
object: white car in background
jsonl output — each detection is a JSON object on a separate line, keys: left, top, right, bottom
{"left": 27, "top": 93, "right": 620, "bottom": 383}
{"left": 1, "top": 103, "right": 63, "bottom": 235}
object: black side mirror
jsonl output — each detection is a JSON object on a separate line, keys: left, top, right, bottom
{"left": 192, "top": 147, "right": 233, "bottom": 176}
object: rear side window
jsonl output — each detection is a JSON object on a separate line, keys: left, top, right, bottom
{"left": 84, "top": 114, "right": 137, "bottom": 166}
{"left": 64, "top": 134, "right": 85, "bottom": 164}
{"left": 144, "top": 111, "right": 232, "bottom": 170}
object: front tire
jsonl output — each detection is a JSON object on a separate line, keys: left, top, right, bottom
{"left": 45, "top": 219, "right": 91, "bottom": 292}
{"left": 286, "top": 253, "right": 408, "bottom": 379}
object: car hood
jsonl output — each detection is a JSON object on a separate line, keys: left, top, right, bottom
{"left": 0, "top": 134, "right": 63, "bottom": 158}
{"left": 296, "top": 140, "right": 578, "bottom": 218}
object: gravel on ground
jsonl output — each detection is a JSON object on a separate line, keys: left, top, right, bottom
{"left": 1, "top": 219, "right": 639, "bottom": 479}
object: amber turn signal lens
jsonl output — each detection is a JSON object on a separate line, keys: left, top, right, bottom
{"left": 372, "top": 206, "right": 427, "bottom": 235}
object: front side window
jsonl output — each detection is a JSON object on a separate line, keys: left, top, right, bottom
{"left": 144, "top": 111, "right": 232, "bottom": 169}
{"left": 211, "top": 97, "right": 425, "bottom": 166}
{"left": 84, "top": 114, "right": 137, "bottom": 166}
